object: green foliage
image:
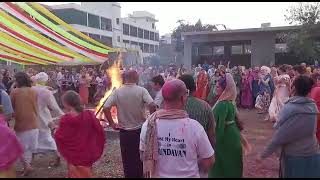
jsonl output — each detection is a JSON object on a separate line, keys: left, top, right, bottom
{"left": 285, "top": 2, "right": 320, "bottom": 25}
{"left": 171, "top": 19, "right": 221, "bottom": 52}
{"left": 284, "top": 2, "right": 320, "bottom": 63}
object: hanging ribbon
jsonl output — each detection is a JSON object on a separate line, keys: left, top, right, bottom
{"left": 16, "top": 2, "right": 110, "bottom": 55}
{"left": 29, "top": 2, "right": 114, "bottom": 51}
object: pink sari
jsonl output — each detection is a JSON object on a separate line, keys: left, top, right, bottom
{"left": 240, "top": 73, "right": 253, "bottom": 108}
{"left": 0, "top": 115, "right": 23, "bottom": 177}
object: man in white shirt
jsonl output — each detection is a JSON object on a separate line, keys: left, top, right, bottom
{"left": 32, "top": 72, "right": 64, "bottom": 166}
{"left": 140, "top": 79, "right": 214, "bottom": 178}
{"left": 151, "top": 75, "right": 165, "bottom": 109}
{"left": 103, "top": 70, "right": 157, "bottom": 178}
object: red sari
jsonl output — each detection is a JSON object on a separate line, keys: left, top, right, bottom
{"left": 55, "top": 110, "right": 105, "bottom": 178}
{"left": 310, "top": 86, "right": 320, "bottom": 143}
{"left": 79, "top": 75, "right": 91, "bottom": 105}
{"left": 195, "top": 71, "right": 209, "bottom": 100}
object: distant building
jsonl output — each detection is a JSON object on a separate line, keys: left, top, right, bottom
{"left": 160, "top": 33, "right": 172, "bottom": 44}
{"left": 47, "top": 2, "right": 159, "bottom": 59}
{"left": 182, "top": 24, "right": 308, "bottom": 68}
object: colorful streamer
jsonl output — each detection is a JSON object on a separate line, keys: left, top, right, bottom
{"left": 0, "top": 31, "right": 64, "bottom": 63}
{"left": 29, "top": 2, "right": 114, "bottom": 51}
{"left": 3, "top": 2, "right": 105, "bottom": 63}
{"left": 16, "top": 2, "right": 110, "bottom": 55}
{"left": 0, "top": 42, "right": 54, "bottom": 65}
{"left": 0, "top": 10, "right": 98, "bottom": 64}
{"left": 0, "top": 2, "right": 111, "bottom": 66}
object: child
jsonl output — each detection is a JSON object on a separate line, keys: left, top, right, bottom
{"left": 54, "top": 90, "right": 105, "bottom": 178}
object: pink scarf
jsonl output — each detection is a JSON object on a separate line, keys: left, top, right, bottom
{"left": 143, "top": 109, "right": 188, "bottom": 178}
{"left": 0, "top": 115, "right": 23, "bottom": 171}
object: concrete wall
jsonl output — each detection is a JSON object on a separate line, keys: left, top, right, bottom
{"left": 184, "top": 36, "right": 192, "bottom": 68}
{"left": 183, "top": 31, "right": 277, "bottom": 69}
{"left": 251, "top": 33, "right": 276, "bottom": 67}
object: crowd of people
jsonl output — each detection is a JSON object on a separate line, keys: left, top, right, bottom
{"left": 1, "top": 60, "right": 320, "bottom": 178}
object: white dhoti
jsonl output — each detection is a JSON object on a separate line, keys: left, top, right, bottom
{"left": 16, "top": 129, "right": 39, "bottom": 164}
{"left": 35, "top": 129, "right": 57, "bottom": 154}
{"left": 32, "top": 85, "right": 64, "bottom": 155}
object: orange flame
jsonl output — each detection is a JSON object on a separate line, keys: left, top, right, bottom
{"left": 95, "top": 59, "right": 122, "bottom": 122}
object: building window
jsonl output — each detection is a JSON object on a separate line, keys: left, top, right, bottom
{"left": 150, "top": 44, "right": 155, "bottom": 53}
{"left": 123, "top": 39, "right": 130, "bottom": 44}
{"left": 116, "top": 18, "right": 120, "bottom": 25}
{"left": 199, "top": 46, "right": 212, "bottom": 55}
{"left": 143, "top": 30, "right": 150, "bottom": 39}
{"left": 88, "top": 13, "right": 100, "bottom": 29}
{"left": 131, "top": 41, "right": 138, "bottom": 46}
{"left": 213, "top": 46, "right": 224, "bottom": 55}
{"left": 143, "top": 43, "right": 150, "bottom": 53}
{"left": 231, "top": 45, "right": 243, "bottom": 54}
{"left": 138, "top": 28, "right": 143, "bottom": 38}
{"left": 88, "top": 33, "right": 100, "bottom": 41}
{"left": 117, "top": 36, "right": 120, "bottom": 42}
{"left": 130, "top": 25, "right": 138, "bottom": 37}
{"left": 152, "top": 23, "right": 155, "bottom": 29}
{"left": 101, "top": 17, "right": 112, "bottom": 31}
{"left": 123, "top": 23, "right": 129, "bottom": 35}
{"left": 52, "top": 9, "right": 87, "bottom": 26}
{"left": 150, "top": 32, "right": 155, "bottom": 41}
{"left": 192, "top": 46, "right": 199, "bottom": 56}
{"left": 139, "top": 42, "right": 143, "bottom": 51}
{"left": 155, "top": 33, "right": 159, "bottom": 41}
{"left": 100, "top": 36, "right": 112, "bottom": 46}
{"left": 275, "top": 43, "right": 288, "bottom": 53}
{"left": 244, "top": 44, "right": 251, "bottom": 54}
{"left": 155, "top": 45, "right": 159, "bottom": 53}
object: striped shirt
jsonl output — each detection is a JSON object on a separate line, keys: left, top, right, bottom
{"left": 185, "top": 96, "right": 216, "bottom": 147}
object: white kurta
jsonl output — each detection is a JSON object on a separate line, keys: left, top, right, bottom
{"left": 32, "top": 85, "right": 64, "bottom": 153}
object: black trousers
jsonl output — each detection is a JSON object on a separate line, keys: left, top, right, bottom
{"left": 119, "top": 128, "right": 143, "bottom": 178}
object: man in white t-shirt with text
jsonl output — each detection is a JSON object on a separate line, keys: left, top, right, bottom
{"left": 140, "top": 79, "right": 214, "bottom": 178}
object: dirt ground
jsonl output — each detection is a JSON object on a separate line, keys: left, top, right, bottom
{"left": 17, "top": 109, "right": 279, "bottom": 178}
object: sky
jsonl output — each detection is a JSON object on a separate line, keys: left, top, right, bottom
{"left": 41, "top": 2, "right": 296, "bottom": 36}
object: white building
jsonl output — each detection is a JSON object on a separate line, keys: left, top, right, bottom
{"left": 47, "top": 2, "right": 159, "bottom": 58}
{"left": 160, "top": 33, "right": 172, "bottom": 44}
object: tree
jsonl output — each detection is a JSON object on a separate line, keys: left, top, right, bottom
{"left": 283, "top": 2, "right": 320, "bottom": 63}
{"left": 171, "top": 19, "right": 222, "bottom": 52}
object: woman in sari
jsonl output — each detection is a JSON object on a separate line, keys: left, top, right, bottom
{"left": 207, "top": 70, "right": 221, "bottom": 106}
{"left": 255, "top": 66, "right": 272, "bottom": 115}
{"left": 241, "top": 69, "right": 253, "bottom": 109}
{"left": 54, "top": 90, "right": 105, "bottom": 178}
{"left": 195, "top": 69, "right": 209, "bottom": 100}
{"left": 208, "top": 73, "right": 244, "bottom": 178}
{"left": 78, "top": 70, "right": 91, "bottom": 107}
{"left": 268, "top": 65, "right": 290, "bottom": 125}
{"left": 93, "top": 73, "right": 106, "bottom": 105}
{"left": 233, "top": 67, "right": 242, "bottom": 107}
{"left": 251, "top": 67, "right": 260, "bottom": 106}
{"left": 310, "top": 73, "right": 320, "bottom": 143}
